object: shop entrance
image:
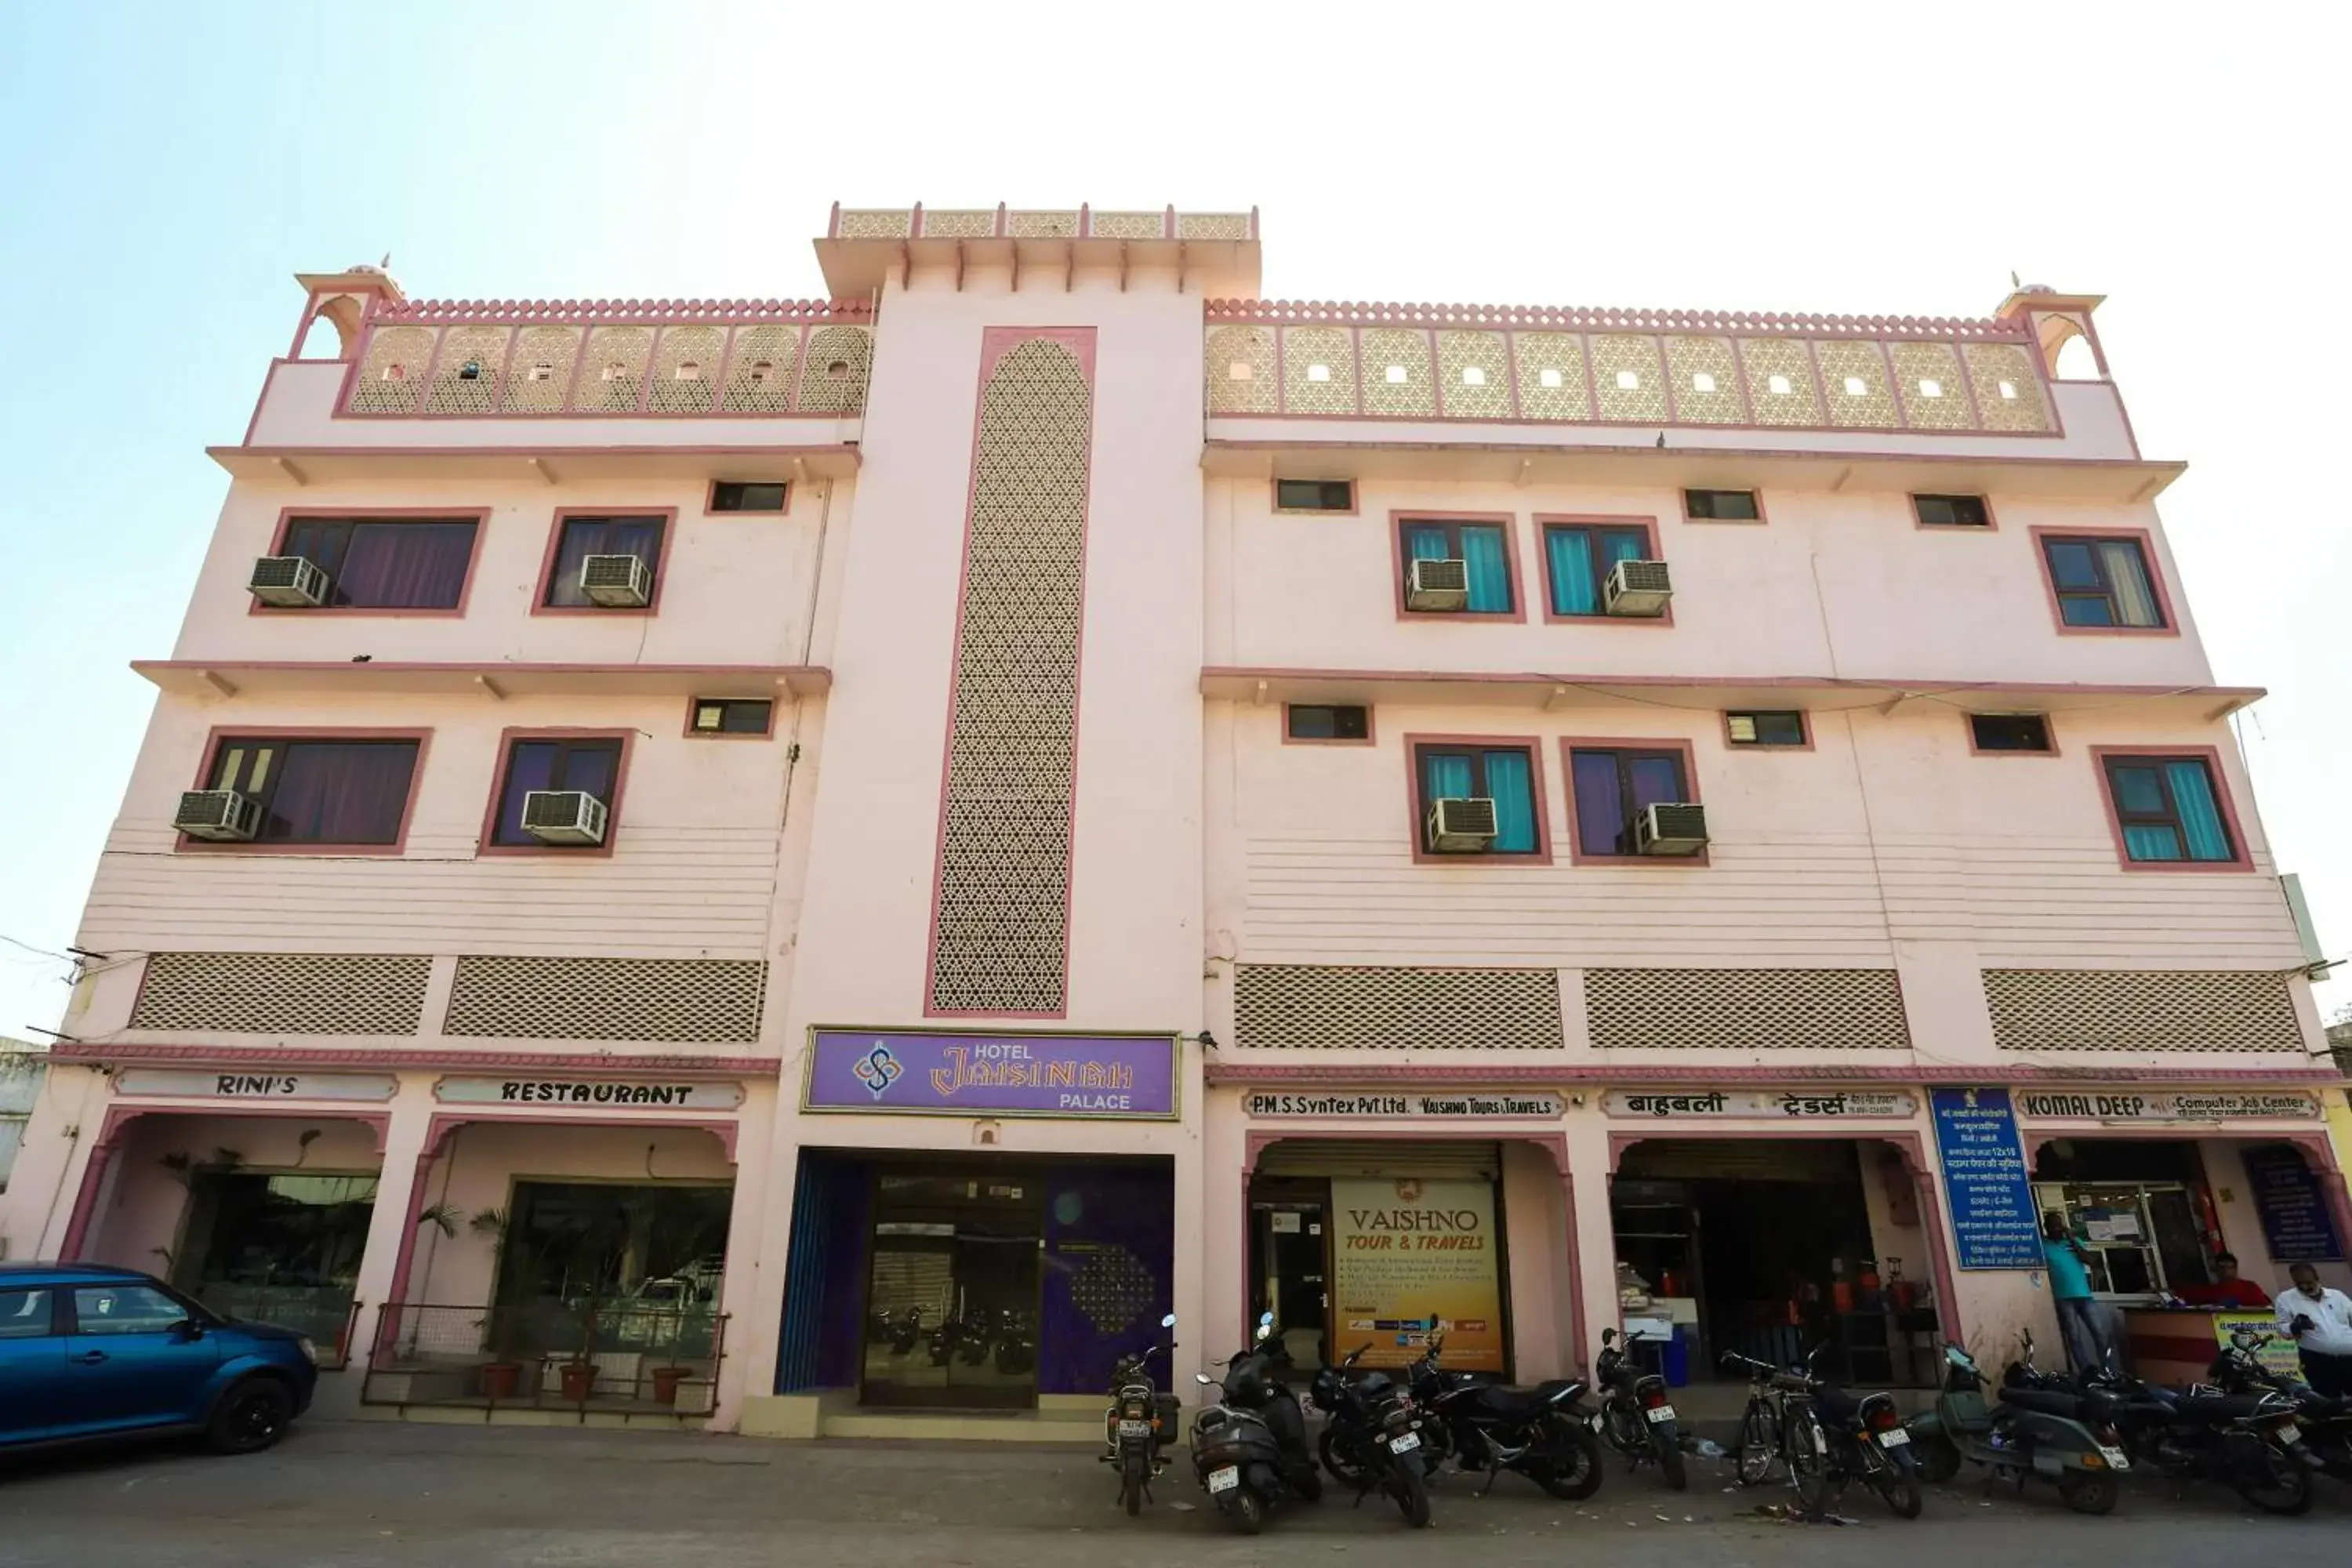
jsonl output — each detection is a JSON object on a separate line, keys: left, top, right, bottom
{"left": 1248, "top": 1142, "right": 1512, "bottom": 1378}
{"left": 172, "top": 1170, "right": 378, "bottom": 1357}
{"left": 860, "top": 1171, "right": 1044, "bottom": 1410}
{"left": 2030, "top": 1142, "right": 2216, "bottom": 1301}
{"left": 1612, "top": 1139, "right": 1940, "bottom": 1387}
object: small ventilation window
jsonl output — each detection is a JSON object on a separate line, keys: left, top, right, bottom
{"left": 1285, "top": 704, "right": 1370, "bottom": 742}
{"left": 826, "top": 360, "right": 850, "bottom": 381}
{"left": 1726, "top": 710, "right": 1807, "bottom": 747}
{"left": 1274, "top": 479, "right": 1354, "bottom": 513}
{"left": 600, "top": 362, "right": 628, "bottom": 382}
{"left": 710, "top": 481, "right": 788, "bottom": 514}
{"left": 457, "top": 360, "right": 483, "bottom": 381}
{"left": 1690, "top": 372, "right": 1717, "bottom": 393}
{"left": 1614, "top": 369, "right": 1641, "bottom": 389}
{"left": 673, "top": 361, "right": 701, "bottom": 382}
{"left": 1767, "top": 374, "right": 1792, "bottom": 395}
{"left": 1538, "top": 368, "right": 1565, "bottom": 389}
{"left": 1306, "top": 363, "right": 1332, "bottom": 383}
{"left": 381, "top": 364, "right": 408, "bottom": 382}
{"left": 1842, "top": 376, "right": 1867, "bottom": 396}
{"left": 1998, "top": 379, "right": 2020, "bottom": 400}
{"left": 1918, "top": 377, "right": 1944, "bottom": 398}
{"left": 1385, "top": 364, "right": 1409, "bottom": 383}
{"left": 527, "top": 361, "right": 556, "bottom": 383}
{"left": 1970, "top": 713, "right": 2053, "bottom": 753}
{"left": 1461, "top": 365, "right": 1486, "bottom": 387}
{"left": 1913, "top": 493, "right": 1991, "bottom": 528}
{"left": 690, "top": 698, "right": 775, "bottom": 735}
{"left": 1228, "top": 361, "right": 1254, "bottom": 381}
{"left": 1684, "top": 488, "right": 1760, "bottom": 521}
{"left": 747, "top": 360, "right": 775, "bottom": 383}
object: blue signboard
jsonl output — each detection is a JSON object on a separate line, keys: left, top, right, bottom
{"left": 2239, "top": 1145, "right": 2344, "bottom": 1262}
{"left": 1930, "top": 1087, "right": 2043, "bottom": 1269}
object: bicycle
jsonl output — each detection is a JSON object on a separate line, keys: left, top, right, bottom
{"left": 1722, "top": 1349, "right": 1832, "bottom": 1500}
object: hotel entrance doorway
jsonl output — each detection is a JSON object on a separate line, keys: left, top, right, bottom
{"left": 859, "top": 1171, "right": 1043, "bottom": 1409}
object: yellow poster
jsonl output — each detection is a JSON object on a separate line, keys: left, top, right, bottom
{"left": 1330, "top": 1177, "right": 1505, "bottom": 1373}
{"left": 2213, "top": 1311, "right": 2303, "bottom": 1381}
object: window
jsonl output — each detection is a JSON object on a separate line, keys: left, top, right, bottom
{"left": 1970, "top": 713, "right": 2054, "bottom": 753}
{"left": 1413, "top": 743, "right": 1541, "bottom": 855}
{"left": 1726, "top": 711, "right": 1807, "bottom": 747}
{"left": 201, "top": 736, "right": 421, "bottom": 846}
{"left": 0, "top": 1288, "right": 53, "bottom": 1339}
{"left": 1286, "top": 704, "right": 1370, "bottom": 742}
{"left": 1568, "top": 745, "right": 1694, "bottom": 858}
{"left": 1683, "top": 488, "right": 1760, "bottom": 521}
{"left": 1274, "top": 479, "right": 1354, "bottom": 514}
{"left": 2101, "top": 753, "right": 2238, "bottom": 865}
{"left": 270, "top": 516, "right": 478, "bottom": 609}
{"left": 689, "top": 698, "right": 775, "bottom": 736}
{"left": 2040, "top": 534, "right": 2166, "bottom": 629}
{"left": 1913, "top": 493, "right": 1991, "bottom": 528}
{"left": 541, "top": 514, "right": 667, "bottom": 608}
{"left": 1543, "top": 521, "right": 1655, "bottom": 616}
{"left": 489, "top": 735, "right": 624, "bottom": 848}
{"left": 71, "top": 1283, "right": 191, "bottom": 1336}
{"left": 709, "top": 481, "right": 787, "bottom": 514}
{"left": 1399, "top": 517, "right": 1515, "bottom": 614}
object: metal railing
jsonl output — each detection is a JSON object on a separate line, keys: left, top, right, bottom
{"left": 187, "top": 1284, "right": 361, "bottom": 1369}
{"left": 363, "top": 1300, "right": 727, "bottom": 1418}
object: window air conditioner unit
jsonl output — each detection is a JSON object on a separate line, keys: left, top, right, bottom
{"left": 520, "top": 789, "right": 608, "bottom": 846}
{"left": 248, "top": 556, "right": 331, "bottom": 608}
{"left": 176, "top": 789, "right": 260, "bottom": 841}
{"left": 1426, "top": 796, "right": 1499, "bottom": 853}
{"left": 579, "top": 554, "right": 652, "bottom": 608}
{"left": 1405, "top": 557, "right": 1471, "bottom": 612}
{"left": 1634, "top": 802, "right": 1708, "bottom": 857}
{"left": 1602, "top": 558, "right": 1673, "bottom": 617}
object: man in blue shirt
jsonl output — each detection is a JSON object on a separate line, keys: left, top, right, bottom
{"left": 2042, "top": 1212, "right": 2108, "bottom": 1371}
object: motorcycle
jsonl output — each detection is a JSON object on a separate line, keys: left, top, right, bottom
{"left": 1588, "top": 1327, "right": 1689, "bottom": 1490}
{"left": 2204, "top": 1325, "right": 2352, "bottom": 1485}
{"left": 1401, "top": 1331, "right": 1603, "bottom": 1499}
{"left": 1308, "top": 1343, "right": 1434, "bottom": 1527}
{"left": 1725, "top": 1347, "right": 1922, "bottom": 1519}
{"left": 1189, "top": 1312, "right": 1323, "bottom": 1534}
{"left": 2038, "top": 1336, "right": 2321, "bottom": 1515}
{"left": 1102, "top": 1313, "right": 1182, "bottom": 1517}
{"left": 927, "top": 1310, "right": 964, "bottom": 1367}
{"left": 993, "top": 1308, "right": 1037, "bottom": 1377}
{"left": 1905, "top": 1334, "right": 2129, "bottom": 1515}
{"left": 881, "top": 1307, "right": 924, "bottom": 1355}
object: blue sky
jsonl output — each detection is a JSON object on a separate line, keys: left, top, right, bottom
{"left": 2, "top": 2, "right": 2345, "bottom": 1035}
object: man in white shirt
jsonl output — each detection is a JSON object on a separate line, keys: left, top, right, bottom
{"left": 2273, "top": 1262, "right": 2352, "bottom": 1398}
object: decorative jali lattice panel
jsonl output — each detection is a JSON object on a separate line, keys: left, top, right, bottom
{"left": 1359, "top": 328, "right": 1436, "bottom": 416}
{"left": 647, "top": 325, "right": 726, "bottom": 414}
{"left": 1584, "top": 968, "right": 1911, "bottom": 1051}
{"left": 129, "top": 953, "right": 430, "bottom": 1035}
{"left": 1280, "top": 326, "right": 1357, "bottom": 415}
{"left": 720, "top": 325, "right": 800, "bottom": 414}
{"left": 1890, "top": 341, "right": 1973, "bottom": 430}
{"left": 1176, "top": 212, "right": 1252, "bottom": 240}
{"left": 421, "top": 325, "right": 510, "bottom": 414}
{"left": 347, "top": 326, "right": 435, "bottom": 414}
{"left": 1590, "top": 335, "right": 1669, "bottom": 422}
{"left": 573, "top": 325, "right": 655, "bottom": 412}
{"left": 501, "top": 325, "right": 585, "bottom": 413}
{"left": 795, "top": 325, "right": 873, "bottom": 415}
{"left": 1815, "top": 341, "right": 1899, "bottom": 427}
{"left": 1233, "top": 965, "right": 1563, "bottom": 1051}
{"left": 1663, "top": 336, "right": 1744, "bottom": 424}
{"left": 1205, "top": 325, "right": 1277, "bottom": 415}
{"left": 927, "top": 334, "right": 1095, "bottom": 1015}
{"left": 1512, "top": 332, "right": 1592, "bottom": 419}
{"left": 445, "top": 956, "right": 766, "bottom": 1042}
{"left": 1984, "top": 970, "right": 2303, "bottom": 1054}
{"left": 1737, "top": 338, "right": 1825, "bottom": 426}
{"left": 1962, "top": 342, "right": 2054, "bottom": 433}
{"left": 1436, "top": 331, "right": 1512, "bottom": 418}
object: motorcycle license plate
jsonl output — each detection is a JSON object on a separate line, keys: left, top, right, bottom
{"left": 1878, "top": 1428, "right": 1911, "bottom": 1448}
{"left": 1644, "top": 1405, "right": 1676, "bottom": 1425}
{"left": 1119, "top": 1420, "right": 1151, "bottom": 1439}
{"left": 1207, "top": 1466, "right": 1240, "bottom": 1494}
{"left": 1389, "top": 1432, "right": 1421, "bottom": 1454}
{"left": 2099, "top": 1446, "right": 2131, "bottom": 1470}
{"left": 2275, "top": 1424, "right": 2301, "bottom": 1445}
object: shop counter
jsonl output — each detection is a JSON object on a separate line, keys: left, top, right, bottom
{"left": 2121, "top": 1305, "right": 2278, "bottom": 1385}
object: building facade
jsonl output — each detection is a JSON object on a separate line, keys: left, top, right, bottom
{"left": 2, "top": 205, "right": 2345, "bottom": 1435}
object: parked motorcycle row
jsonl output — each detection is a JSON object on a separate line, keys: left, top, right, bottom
{"left": 1908, "top": 1324, "right": 2338, "bottom": 1516}
{"left": 865, "top": 1303, "right": 1037, "bottom": 1376}
{"left": 1107, "top": 1314, "right": 2352, "bottom": 1531}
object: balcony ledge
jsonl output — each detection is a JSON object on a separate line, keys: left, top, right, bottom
{"left": 1204, "top": 1061, "right": 2338, "bottom": 1087}
{"left": 133, "top": 659, "right": 831, "bottom": 702}
{"left": 210, "top": 440, "right": 859, "bottom": 488}
{"left": 1200, "top": 666, "right": 2259, "bottom": 721}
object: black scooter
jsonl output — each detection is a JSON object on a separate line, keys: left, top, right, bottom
{"left": 1588, "top": 1327, "right": 1688, "bottom": 1490}
{"left": 1907, "top": 1334, "right": 2129, "bottom": 1515}
{"left": 2205, "top": 1325, "right": 2352, "bottom": 1485}
{"left": 1189, "top": 1313, "right": 1323, "bottom": 1534}
{"left": 1102, "top": 1313, "right": 1182, "bottom": 1517}
{"left": 1403, "top": 1331, "right": 1603, "bottom": 1499}
{"left": 1308, "top": 1344, "right": 1433, "bottom": 1527}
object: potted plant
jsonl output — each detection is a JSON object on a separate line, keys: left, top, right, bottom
{"left": 468, "top": 1209, "right": 532, "bottom": 1401}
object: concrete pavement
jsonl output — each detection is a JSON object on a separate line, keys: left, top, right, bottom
{"left": 0, "top": 1421, "right": 2345, "bottom": 1566}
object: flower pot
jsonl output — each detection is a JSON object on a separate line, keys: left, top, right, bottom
{"left": 479, "top": 1361, "right": 522, "bottom": 1401}
{"left": 651, "top": 1366, "right": 688, "bottom": 1406}
{"left": 558, "top": 1362, "right": 599, "bottom": 1402}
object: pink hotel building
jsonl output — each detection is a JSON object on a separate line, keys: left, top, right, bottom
{"left": 5, "top": 203, "right": 2347, "bottom": 1437}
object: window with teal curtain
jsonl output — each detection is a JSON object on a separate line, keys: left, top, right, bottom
{"left": 2106, "top": 756, "right": 2234, "bottom": 863}
{"left": 1545, "top": 528, "right": 1597, "bottom": 615}
{"left": 1482, "top": 750, "right": 1537, "bottom": 852}
{"left": 1458, "top": 526, "right": 1512, "bottom": 612}
{"left": 1403, "top": 524, "right": 1450, "bottom": 564}
{"left": 1544, "top": 524, "right": 1652, "bottom": 616}
{"left": 1417, "top": 746, "right": 1540, "bottom": 855}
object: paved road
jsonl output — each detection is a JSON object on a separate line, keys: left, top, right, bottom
{"left": 2, "top": 1422, "right": 2346, "bottom": 1566}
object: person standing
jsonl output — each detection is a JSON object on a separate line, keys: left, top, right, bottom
{"left": 2273, "top": 1263, "right": 2352, "bottom": 1398}
{"left": 2042, "top": 1212, "right": 2108, "bottom": 1371}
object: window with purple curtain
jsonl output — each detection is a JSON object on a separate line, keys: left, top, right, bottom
{"left": 278, "top": 518, "right": 477, "bottom": 608}
{"left": 205, "top": 739, "right": 419, "bottom": 844}
{"left": 543, "top": 516, "right": 667, "bottom": 607}
{"left": 492, "top": 737, "right": 624, "bottom": 847}
{"left": 1570, "top": 746, "right": 1692, "bottom": 856}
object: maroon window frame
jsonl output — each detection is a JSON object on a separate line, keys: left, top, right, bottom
{"left": 199, "top": 735, "right": 422, "bottom": 848}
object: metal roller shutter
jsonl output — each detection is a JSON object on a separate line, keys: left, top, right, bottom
{"left": 1255, "top": 1140, "right": 1501, "bottom": 1181}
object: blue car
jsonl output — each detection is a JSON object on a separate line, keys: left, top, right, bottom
{"left": 0, "top": 1262, "right": 318, "bottom": 1459}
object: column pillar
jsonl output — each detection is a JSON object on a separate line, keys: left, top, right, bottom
{"left": 348, "top": 1095, "right": 440, "bottom": 1369}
